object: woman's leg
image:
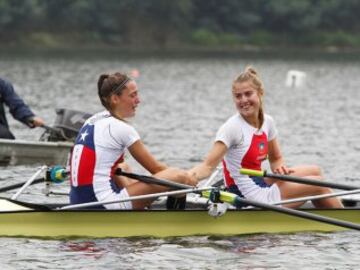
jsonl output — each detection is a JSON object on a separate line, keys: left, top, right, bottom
{"left": 265, "top": 165, "right": 322, "bottom": 185}
{"left": 125, "top": 167, "right": 192, "bottom": 209}
{"left": 290, "top": 165, "right": 322, "bottom": 177}
{"left": 274, "top": 165, "right": 343, "bottom": 208}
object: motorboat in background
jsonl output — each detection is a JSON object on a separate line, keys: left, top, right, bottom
{"left": 0, "top": 108, "right": 91, "bottom": 166}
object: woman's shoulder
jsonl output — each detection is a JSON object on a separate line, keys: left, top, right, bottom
{"left": 109, "top": 117, "right": 135, "bottom": 130}
{"left": 88, "top": 111, "right": 135, "bottom": 131}
{"left": 264, "top": 113, "right": 276, "bottom": 123}
{"left": 263, "top": 113, "right": 277, "bottom": 137}
{"left": 224, "top": 113, "right": 241, "bottom": 125}
{"left": 218, "top": 113, "right": 242, "bottom": 133}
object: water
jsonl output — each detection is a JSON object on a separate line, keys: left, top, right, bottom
{"left": 0, "top": 232, "right": 359, "bottom": 269}
{"left": 1, "top": 52, "right": 360, "bottom": 268}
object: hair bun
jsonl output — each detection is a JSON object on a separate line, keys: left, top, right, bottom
{"left": 245, "top": 66, "right": 258, "bottom": 76}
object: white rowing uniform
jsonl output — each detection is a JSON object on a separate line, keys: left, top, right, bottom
{"left": 216, "top": 113, "right": 281, "bottom": 204}
{"left": 70, "top": 110, "right": 139, "bottom": 209}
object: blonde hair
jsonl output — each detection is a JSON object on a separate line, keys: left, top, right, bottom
{"left": 233, "top": 66, "right": 265, "bottom": 128}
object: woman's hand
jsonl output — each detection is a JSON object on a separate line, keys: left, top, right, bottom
{"left": 185, "top": 171, "right": 198, "bottom": 186}
{"left": 272, "top": 165, "right": 294, "bottom": 175}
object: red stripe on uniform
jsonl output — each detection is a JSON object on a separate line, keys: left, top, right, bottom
{"left": 77, "top": 147, "right": 96, "bottom": 186}
{"left": 222, "top": 160, "right": 236, "bottom": 187}
{"left": 241, "top": 133, "right": 268, "bottom": 170}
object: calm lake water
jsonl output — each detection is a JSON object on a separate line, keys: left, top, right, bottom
{"left": 1, "top": 51, "right": 360, "bottom": 269}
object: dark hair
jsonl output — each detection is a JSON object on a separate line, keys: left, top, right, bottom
{"left": 97, "top": 72, "right": 131, "bottom": 110}
{"left": 233, "top": 66, "right": 265, "bottom": 129}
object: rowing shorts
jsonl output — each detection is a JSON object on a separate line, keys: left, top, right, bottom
{"left": 98, "top": 188, "right": 133, "bottom": 210}
{"left": 228, "top": 176, "right": 281, "bottom": 205}
{"left": 246, "top": 184, "right": 281, "bottom": 204}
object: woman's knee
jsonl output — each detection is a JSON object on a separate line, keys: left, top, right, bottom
{"left": 291, "top": 165, "right": 323, "bottom": 178}
{"left": 308, "top": 165, "right": 322, "bottom": 177}
{"left": 278, "top": 182, "right": 328, "bottom": 199}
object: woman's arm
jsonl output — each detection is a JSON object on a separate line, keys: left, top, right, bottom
{"left": 189, "top": 141, "right": 227, "bottom": 182}
{"left": 268, "top": 138, "right": 293, "bottom": 174}
{"left": 128, "top": 140, "right": 167, "bottom": 174}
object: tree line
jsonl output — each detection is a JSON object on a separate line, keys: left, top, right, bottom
{"left": 1, "top": 0, "right": 360, "bottom": 50}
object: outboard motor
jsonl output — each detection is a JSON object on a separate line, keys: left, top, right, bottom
{"left": 40, "top": 108, "right": 92, "bottom": 142}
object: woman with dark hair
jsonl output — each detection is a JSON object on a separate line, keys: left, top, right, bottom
{"left": 189, "top": 67, "right": 343, "bottom": 208}
{"left": 70, "top": 72, "right": 196, "bottom": 209}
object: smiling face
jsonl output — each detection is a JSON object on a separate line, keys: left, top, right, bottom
{"left": 111, "top": 80, "right": 140, "bottom": 119}
{"left": 232, "top": 81, "right": 262, "bottom": 124}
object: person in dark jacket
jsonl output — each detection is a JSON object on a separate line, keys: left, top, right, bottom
{"left": 0, "top": 77, "right": 44, "bottom": 139}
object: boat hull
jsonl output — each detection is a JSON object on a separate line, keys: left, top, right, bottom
{"left": 0, "top": 208, "right": 359, "bottom": 238}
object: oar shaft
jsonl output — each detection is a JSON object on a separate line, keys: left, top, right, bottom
{"left": 241, "top": 168, "right": 360, "bottom": 190}
{"left": 266, "top": 172, "right": 358, "bottom": 190}
{"left": 115, "top": 168, "right": 191, "bottom": 190}
{"left": 11, "top": 166, "right": 47, "bottom": 200}
{"left": 59, "top": 186, "right": 213, "bottom": 210}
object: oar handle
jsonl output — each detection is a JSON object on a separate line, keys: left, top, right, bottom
{"left": 240, "top": 168, "right": 265, "bottom": 177}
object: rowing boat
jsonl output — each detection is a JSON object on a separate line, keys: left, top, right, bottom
{"left": 0, "top": 138, "right": 72, "bottom": 166}
{"left": 0, "top": 197, "right": 359, "bottom": 239}
{"left": 0, "top": 166, "right": 359, "bottom": 239}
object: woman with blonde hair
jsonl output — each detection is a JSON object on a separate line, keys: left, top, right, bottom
{"left": 189, "top": 67, "right": 343, "bottom": 208}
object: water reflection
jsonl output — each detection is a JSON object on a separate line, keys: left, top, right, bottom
{"left": 0, "top": 231, "right": 358, "bottom": 269}
{"left": 62, "top": 241, "right": 107, "bottom": 259}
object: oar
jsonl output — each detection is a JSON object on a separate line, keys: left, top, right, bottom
{"left": 116, "top": 170, "right": 360, "bottom": 231}
{"left": 240, "top": 168, "right": 360, "bottom": 190}
{"left": 58, "top": 186, "right": 214, "bottom": 210}
{"left": 12, "top": 166, "right": 47, "bottom": 199}
{"left": 0, "top": 166, "right": 67, "bottom": 194}
{"left": 114, "top": 168, "right": 191, "bottom": 190}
